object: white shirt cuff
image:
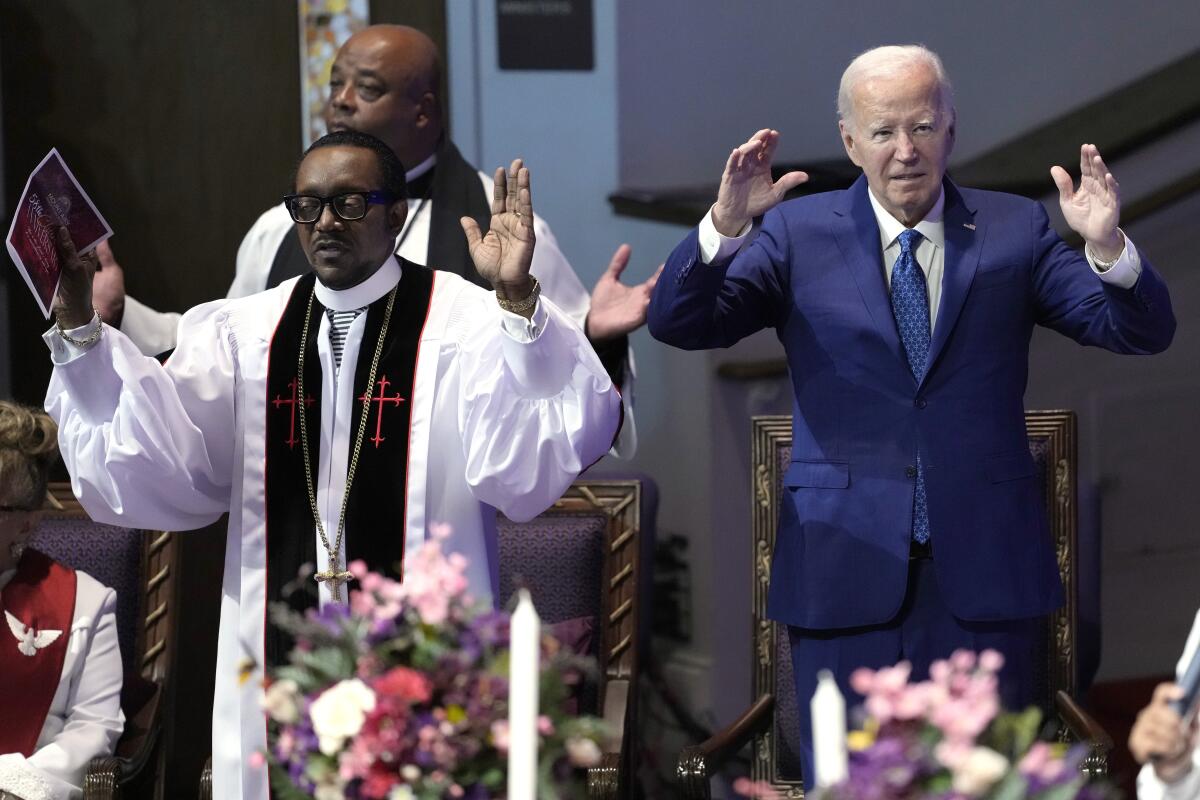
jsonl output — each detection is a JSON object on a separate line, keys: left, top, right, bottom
{"left": 43, "top": 314, "right": 104, "bottom": 365}
{"left": 498, "top": 299, "right": 547, "bottom": 343}
{"left": 1086, "top": 230, "right": 1142, "bottom": 290}
{"left": 698, "top": 206, "right": 753, "bottom": 264}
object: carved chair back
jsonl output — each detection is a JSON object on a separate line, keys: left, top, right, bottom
{"left": 747, "top": 412, "right": 1078, "bottom": 795}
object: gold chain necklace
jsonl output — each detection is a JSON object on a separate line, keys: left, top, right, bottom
{"left": 296, "top": 284, "right": 398, "bottom": 602}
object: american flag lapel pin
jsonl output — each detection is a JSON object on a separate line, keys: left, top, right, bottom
{"left": 963, "top": 222, "right": 976, "bottom": 231}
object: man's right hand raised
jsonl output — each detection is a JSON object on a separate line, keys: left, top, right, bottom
{"left": 51, "top": 226, "right": 98, "bottom": 329}
{"left": 91, "top": 240, "right": 127, "bottom": 328}
{"left": 711, "top": 129, "right": 809, "bottom": 237}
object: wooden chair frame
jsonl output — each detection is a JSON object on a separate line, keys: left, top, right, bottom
{"left": 43, "top": 482, "right": 177, "bottom": 799}
{"left": 509, "top": 478, "right": 645, "bottom": 799}
{"left": 677, "top": 411, "right": 1110, "bottom": 798}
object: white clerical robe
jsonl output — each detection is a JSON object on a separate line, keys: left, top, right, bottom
{"left": 0, "top": 569, "right": 124, "bottom": 800}
{"left": 44, "top": 257, "right": 620, "bottom": 800}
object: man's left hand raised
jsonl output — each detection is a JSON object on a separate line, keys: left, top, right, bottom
{"left": 1051, "top": 143, "right": 1124, "bottom": 262}
{"left": 461, "top": 158, "right": 537, "bottom": 316}
{"left": 586, "top": 244, "right": 663, "bottom": 341}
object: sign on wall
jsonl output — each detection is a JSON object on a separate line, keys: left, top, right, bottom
{"left": 496, "top": 0, "right": 594, "bottom": 71}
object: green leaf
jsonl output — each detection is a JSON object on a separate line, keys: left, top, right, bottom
{"left": 1035, "top": 777, "right": 1086, "bottom": 800}
{"left": 987, "top": 769, "right": 1029, "bottom": 800}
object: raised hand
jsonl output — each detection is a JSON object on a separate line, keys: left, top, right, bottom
{"left": 586, "top": 244, "right": 663, "bottom": 341}
{"left": 91, "top": 240, "right": 127, "bottom": 328}
{"left": 1129, "top": 682, "right": 1198, "bottom": 783}
{"left": 712, "top": 129, "right": 809, "bottom": 237}
{"left": 461, "top": 159, "right": 536, "bottom": 301}
{"left": 51, "top": 227, "right": 98, "bottom": 329}
{"left": 1051, "top": 144, "right": 1123, "bottom": 260}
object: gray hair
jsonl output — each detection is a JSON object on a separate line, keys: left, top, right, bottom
{"left": 837, "top": 45, "right": 955, "bottom": 128}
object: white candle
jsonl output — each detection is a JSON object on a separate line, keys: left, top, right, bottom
{"left": 811, "top": 669, "right": 848, "bottom": 787}
{"left": 508, "top": 589, "right": 540, "bottom": 800}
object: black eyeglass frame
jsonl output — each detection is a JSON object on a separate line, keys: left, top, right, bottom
{"left": 282, "top": 190, "right": 398, "bottom": 223}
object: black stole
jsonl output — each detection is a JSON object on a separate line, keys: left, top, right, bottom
{"left": 266, "top": 138, "right": 492, "bottom": 290}
{"left": 263, "top": 264, "right": 435, "bottom": 667}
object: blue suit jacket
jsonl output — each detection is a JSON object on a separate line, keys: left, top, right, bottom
{"left": 648, "top": 176, "right": 1175, "bottom": 629}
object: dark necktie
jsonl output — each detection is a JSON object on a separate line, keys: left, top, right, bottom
{"left": 890, "top": 229, "right": 931, "bottom": 544}
{"left": 326, "top": 307, "right": 365, "bottom": 374}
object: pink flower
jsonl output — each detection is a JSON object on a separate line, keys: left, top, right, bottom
{"left": 875, "top": 662, "right": 912, "bottom": 692}
{"left": 950, "top": 649, "right": 977, "bottom": 671}
{"left": 929, "top": 659, "right": 951, "bottom": 684}
{"left": 849, "top": 667, "right": 875, "bottom": 695}
{"left": 491, "top": 719, "right": 510, "bottom": 753}
{"left": 374, "top": 666, "right": 433, "bottom": 703}
{"left": 732, "top": 777, "right": 781, "bottom": 798}
{"left": 979, "top": 649, "right": 1005, "bottom": 673}
{"left": 348, "top": 559, "right": 368, "bottom": 579}
{"left": 538, "top": 715, "right": 555, "bottom": 736}
{"left": 248, "top": 750, "right": 266, "bottom": 770}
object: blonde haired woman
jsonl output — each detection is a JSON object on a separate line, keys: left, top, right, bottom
{"left": 0, "top": 402, "right": 123, "bottom": 800}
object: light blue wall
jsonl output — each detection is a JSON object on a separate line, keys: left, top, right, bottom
{"left": 618, "top": 1, "right": 1200, "bottom": 187}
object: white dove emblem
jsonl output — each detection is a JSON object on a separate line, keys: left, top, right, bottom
{"left": 6, "top": 610, "right": 63, "bottom": 657}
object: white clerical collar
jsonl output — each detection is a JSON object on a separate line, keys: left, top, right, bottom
{"left": 868, "top": 186, "right": 946, "bottom": 251}
{"left": 314, "top": 255, "right": 401, "bottom": 311}
{"left": 406, "top": 152, "right": 437, "bottom": 182}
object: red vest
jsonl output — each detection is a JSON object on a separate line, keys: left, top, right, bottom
{"left": 0, "top": 549, "right": 77, "bottom": 756}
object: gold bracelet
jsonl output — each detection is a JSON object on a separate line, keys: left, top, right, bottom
{"left": 55, "top": 308, "right": 103, "bottom": 347}
{"left": 495, "top": 277, "right": 541, "bottom": 314}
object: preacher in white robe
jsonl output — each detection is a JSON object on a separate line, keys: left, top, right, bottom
{"left": 44, "top": 254, "right": 621, "bottom": 799}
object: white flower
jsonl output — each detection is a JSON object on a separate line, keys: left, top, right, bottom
{"left": 314, "top": 784, "right": 346, "bottom": 800}
{"left": 261, "top": 678, "right": 301, "bottom": 724}
{"left": 389, "top": 787, "right": 416, "bottom": 800}
{"left": 951, "top": 746, "right": 1010, "bottom": 796}
{"left": 310, "top": 678, "right": 377, "bottom": 756}
{"left": 400, "top": 764, "right": 421, "bottom": 782}
{"left": 565, "top": 736, "right": 603, "bottom": 768}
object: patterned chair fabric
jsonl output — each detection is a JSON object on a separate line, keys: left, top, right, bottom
{"left": 496, "top": 513, "right": 607, "bottom": 628}
{"left": 496, "top": 473, "right": 657, "bottom": 800}
{"left": 30, "top": 518, "right": 145, "bottom": 669}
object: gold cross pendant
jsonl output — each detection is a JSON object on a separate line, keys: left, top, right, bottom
{"left": 314, "top": 564, "right": 355, "bottom": 602}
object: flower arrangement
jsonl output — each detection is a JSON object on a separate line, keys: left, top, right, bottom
{"left": 736, "top": 650, "right": 1112, "bottom": 800}
{"left": 261, "top": 526, "right": 607, "bottom": 800}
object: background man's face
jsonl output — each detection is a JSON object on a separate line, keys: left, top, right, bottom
{"left": 323, "top": 36, "right": 423, "bottom": 167}
{"left": 294, "top": 145, "right": 402, "bottom": 290}
{"left": 840, "top": 65, "right": 955, "bottom": 226}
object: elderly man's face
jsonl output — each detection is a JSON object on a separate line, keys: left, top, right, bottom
{"left": 839, "top": 65, "right": 954, "bottom": 226}
{"left": 323, "top": 33, "right": 426, "bottom": 166}
{"left": 294, "top": 145, "right": 405, "bottom": 290}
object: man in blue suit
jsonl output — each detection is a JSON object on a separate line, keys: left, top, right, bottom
{"left": 648, "top": 44, "right": 1175, "bottom": 786}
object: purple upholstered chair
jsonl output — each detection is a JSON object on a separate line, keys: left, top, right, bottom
{"left": 29, "top": 483, "right": 177, "bottom": 800}
{"left": 496, "top": 473, "right": 658, "bottom": 800}
{"left": 675, "top": 412, "right": 1112, "bottom": 799}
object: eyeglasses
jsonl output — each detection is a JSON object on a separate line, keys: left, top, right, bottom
{"left": 282, "top": 190, "right": 396, "bottom": 223}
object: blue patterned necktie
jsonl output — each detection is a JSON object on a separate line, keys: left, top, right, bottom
{"left": 890, "top": 229, "right": 931, "bottom": 544}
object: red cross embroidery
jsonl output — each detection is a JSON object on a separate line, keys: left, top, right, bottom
{"left": 359, "top": 375, "right": 406, "bottom": 448}
{"left": 272, "top": 376, "right": 315, "bottom": 449}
